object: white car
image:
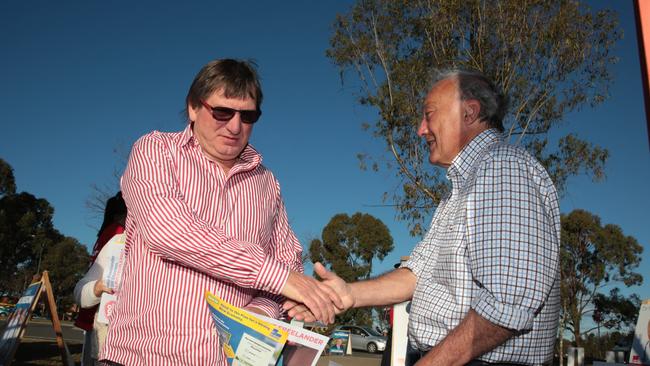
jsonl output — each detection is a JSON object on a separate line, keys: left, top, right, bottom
{"left": 332, "top": 325, "right": 387, "bottom": 353}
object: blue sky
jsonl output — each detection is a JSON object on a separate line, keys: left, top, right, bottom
{"left": 1, "top": 0, "right": 648, "bottom": 304}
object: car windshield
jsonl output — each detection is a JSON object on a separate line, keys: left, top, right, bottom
{"left": 360, "top": 326, "right": 382, "bottom": 337}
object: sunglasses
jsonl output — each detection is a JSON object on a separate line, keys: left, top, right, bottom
{"left": 200, "top": 100, "right": 261, "bottom": 124}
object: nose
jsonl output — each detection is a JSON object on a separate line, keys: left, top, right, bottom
{"left": 225, "top": 112, "right": 243, "bottom": 134}
{"left": 417, "top": 117, "right": 428, "bottom": 137}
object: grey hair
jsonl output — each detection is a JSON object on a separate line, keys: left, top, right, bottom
{"left": 430, "top": 69, "right": 507, "bottom": 132}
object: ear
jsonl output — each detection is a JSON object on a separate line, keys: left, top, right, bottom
{"left": 462, "top": 99, "right": 481, "bottom": 125}
{"left": 187, "top": 102, "right": 199, "bottom": 122}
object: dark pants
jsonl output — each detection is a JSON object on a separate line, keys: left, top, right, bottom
{"left": 380, "top": 328, "right": 393, "bottom": 366}
{"left": 404, "top": 343, "right": 528, "bottom": 366}
{"left": 405, "top": 342, "right": 424, "bottom": 366}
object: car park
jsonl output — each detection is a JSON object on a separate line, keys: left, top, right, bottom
{"left": 0, "top": 304, "right": 15, "bottom": 319}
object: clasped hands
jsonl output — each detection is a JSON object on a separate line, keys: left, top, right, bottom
{"left": 280, "top": 262, "right": 354, "bottom": 324}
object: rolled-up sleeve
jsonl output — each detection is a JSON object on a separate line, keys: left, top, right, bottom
{"left": 467, "top": 157, "right": 559, "bottom": 331}
{"left": 403, "top": 233, "right": 432, "bottom": 278}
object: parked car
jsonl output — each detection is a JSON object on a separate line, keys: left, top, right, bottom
{"left": 0, "top": 304, "right": 15, "bottom": 319}
{"left": 331, "top": 325, "right": 387, "bottom": 353}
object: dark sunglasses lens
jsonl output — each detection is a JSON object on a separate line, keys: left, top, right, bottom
{"left": 240, "top": 110, "right": 261, "bottom": 124}
{"left": 211, "top": 107, "right": 236, "bottom": 121}
{"left": 211, "top": 107, "right": 260, "bottom": 124}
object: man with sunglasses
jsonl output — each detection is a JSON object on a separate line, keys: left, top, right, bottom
{"left": 101, "top": 59, "right": 342, "bottom": 365}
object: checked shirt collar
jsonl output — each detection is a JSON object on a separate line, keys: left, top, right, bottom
{"left": 446, "top": 128, "right": 502, "bottom": 187}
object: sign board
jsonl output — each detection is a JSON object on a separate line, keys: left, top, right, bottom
{"left": 391, "top": 301, "right": 409, "bottom": 366}
{"left": 0, "top": 271, "right": 71, "bottom": 366}
{"left": 328, "top": 330, "right": 350, "bottom": 355}
{"left": 390, "top": 255, "right": 411, "bottom": 366}
{"left": 634, "top": 0, "right": 650, "bottom": 146}
{"left": 0, "top": 281, "right": 42, "bottom": 364}
{"left": 630, "top": 299, "right": 650, "bottom": 365}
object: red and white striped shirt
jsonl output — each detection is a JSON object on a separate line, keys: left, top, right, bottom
{"left": 101, "top": 124, "right": 303, "bottom": 365}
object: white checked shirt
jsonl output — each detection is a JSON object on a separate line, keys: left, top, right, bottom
{"left": 404, "top": 129, "right": 560, "bottom": 365}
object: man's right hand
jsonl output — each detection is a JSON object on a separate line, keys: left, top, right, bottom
{"left": 280, "top": 270, "right": 344, "bottom": 325}
{"left": 283, "top": 262, "right": 355, "bottom": 321}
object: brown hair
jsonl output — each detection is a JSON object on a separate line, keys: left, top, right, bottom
{"left": 185, "top": 59, "right": 263, "bottom": 120}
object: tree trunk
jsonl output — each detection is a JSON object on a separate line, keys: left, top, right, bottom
{"left": 573, "top": 316, "right": 581, "bottom": 348}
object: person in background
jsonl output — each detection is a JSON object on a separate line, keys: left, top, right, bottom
{"left": 101, "top": 59, "right": 342, "bottom": 365}
{"left": 74, "top": 191, "right": 126, "bottom": 366}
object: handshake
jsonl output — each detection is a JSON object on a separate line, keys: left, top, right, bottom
{"left": 280, "top": 262, "right": 355, "bottom": 325}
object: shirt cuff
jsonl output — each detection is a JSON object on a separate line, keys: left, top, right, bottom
{"left": 254, "top": 255, "right": 290, "bottom": 295}
{"left": 471, "top": 288, "right": 534, "bottom": 331}
{"left": 246, "top": 297, "right": 281, "bottom": 319}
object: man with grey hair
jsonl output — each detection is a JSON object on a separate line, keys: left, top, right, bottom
{"left": 287, "top": 69, "right": 561, "bottom": 365}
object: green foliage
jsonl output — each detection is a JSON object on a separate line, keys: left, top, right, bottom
{"left": 309, "top": 212, "right": 394, "bottom": 325}
{"left": 327, "top": 0, "right": 621, "bottom": 236}
{"left": 0, "top": 158, "right": 16, "bottom": 196}
{"left": 580, "top": 330, "right": 634, "bottom": 361}
{"left": 0, "top": 158, "right": 89, "bottom": 315}
{"left": 559, "top": 209, "right": 643, "bottom": 347}
{"left": 592, "top": 289, "right": 641, "bottom": 332}
{"left": 0, "top": 192, "right": 57, "bottom": 295}
{"left": 41, "top": 237, "right": 90, "bottom": 314}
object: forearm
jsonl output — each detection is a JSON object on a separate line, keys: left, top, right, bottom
{"left": 417, "top": 310, "right": 513, "bottom": 366}
{"left": 350, "top": 268, "right": 416, "bottom": 307}
{"left": 136, "top": 213, "right": 289, "bottom": 293}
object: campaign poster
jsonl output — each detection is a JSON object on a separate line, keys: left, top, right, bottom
{"left": 205, "top": 291, "right": 287, "bottom": 366}
{"left": 256, "top": 314, "right": 329, "bottom": 366}
{"left": 96, "top": 233, "right": 126, "bottom": 324}
{"left": 0, "top": 281, "right": 43, "bottom": 365}
{"left": 328, "top": 330, "right": 350, "bottom": 355}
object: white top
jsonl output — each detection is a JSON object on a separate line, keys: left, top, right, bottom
{"left": 74, "top": 241, "right": 112, "bottom": 308}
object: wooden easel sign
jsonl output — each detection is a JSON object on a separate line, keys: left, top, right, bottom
{"left": 0, "top": 271, "right": 71, "bottom": 366}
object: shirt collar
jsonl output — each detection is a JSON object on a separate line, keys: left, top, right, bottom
{"left": 447, "top": 128, "right": 502, "bottom": 183}
{"left": 180, "top": 123, "right": 196, "bottom": 147}
{"left": 233, "top": 144, "right": 263, "bottom": 174}
{"left": 179, "top": 123, "right": 263, "bottom": 174}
